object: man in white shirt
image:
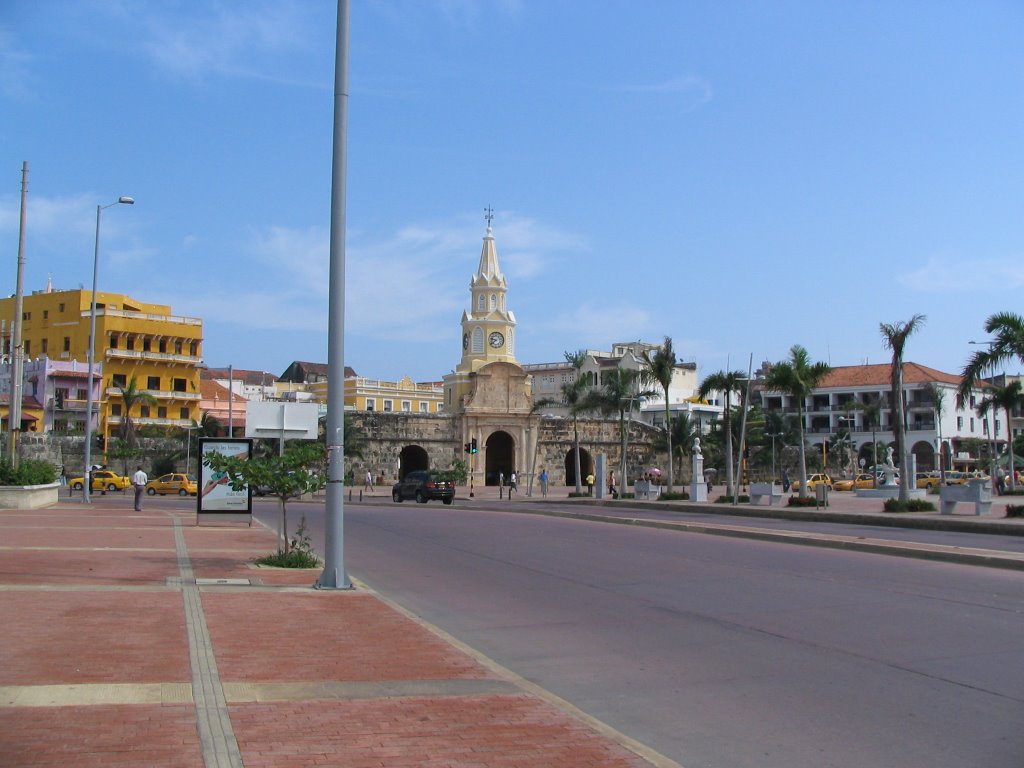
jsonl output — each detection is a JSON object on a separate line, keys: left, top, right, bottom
{"left": 132, "top": 466, "right": 148, "bottom": 511}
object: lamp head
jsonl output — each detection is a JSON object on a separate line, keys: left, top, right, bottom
{"left": 118, "top": 197, "right": 134, "bottom": 205}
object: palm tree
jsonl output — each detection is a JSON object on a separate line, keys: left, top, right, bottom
{"left": 859, "top": 398, "right": 883, "bottom": 487}
{"left": 958, "top": 312, "right": 1024, "bottom": 399}
{"left": 762, "top": 346, "right": 831, "bottom": 499}
{"left": 641, "top": 337, "right": 677, "bottom": 492}
{"left": 923, "top": 382, "right": 947, "bottom": 484}
{"left": 697, "top": 370, "right": 747, "bottom": 501}
{"left": 975, "top": 381, "right": 1022, "bottom": 491}
{"left": 880, "top": 314, "right": 926, "bottom": 502}
{"left": 117, "top": 376, "right": 158, "bottom": 448}
{"left": 587, "top": 368, "right": 655, "bottom": 494}
{"left": 563, "top": 350, "right": 592, "bottom": 494}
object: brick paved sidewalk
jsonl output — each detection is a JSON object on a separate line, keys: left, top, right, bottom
{"left": 0, "top": 502, "right": 677, "bottom": 768}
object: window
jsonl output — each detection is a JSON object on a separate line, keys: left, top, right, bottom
{"left": 472, "top": 327, "right": 484, "bottom": 353}
{"left": 111, "top": 403, "right": 122, "bottom": 416}
{"left": 76, "top": 388, "right": 87, "bottom": 401}
{"left": 179, "top": 408, "right": 189, "bottom": 419}
{"left": 112, "top": 374, "right": 127, "bottom": 388}
{"left": 110, "top": 334, "right": 119, "bottom": 349}
{"left": 140, "top": 406, "right": 150, "bottom": 418}
{"left": 157, "top": 406, "right": 167, "bottom": 419}
{"left": 23, "top": 340, "right": 30, "bottom": 356}
{"left": 41, "top": 338, "right": 48, "bottom": 353}
{"left": 365, "top": 399, "right": 375, "bottom": 411}
{"left": 190, "top": 341, "right": 198, "bottom": 356}
{"left": 143, "top": 338, "right": 151, "bottom": 352}
{"left": 43, "top": 310, "right": 48, "bottom": 320}
{"left": 126, "top": 336, "right": 135, "bottom": 351}
{"left": 401, "top": 401, "right": 411, "bottom": 412}
{"left": 159, "top": 340, "right": 167, "bottom": 353}
{"left": 22, "top": 312, "right": 30, "bottom": 321}
{"left": 970, "top": 417, "right": 975, "bottom": 432}
{"left": 58, "top": 303, "right": 65, "bottom": 312}
{"left": 957, "top": 416, "right": 963, "bottom": 430}
{"left": 63, "top": 337, "right": 70, "bottom": 352}
{"left": 175, "top": 341, "right": 183, "bottom": 354}
{"left": 173, "top": 378, "right": 186, "bottom": 392}
{"left": 490, "top": 294, "right": 496, "bottom": 310}
{"left": 478, "top": 295, "right": 485, "bottom": 311}
{"left": 147, "top": 376, "right": 160, "bottom": 390}
{"left": 383, "top": 400, "right": 393, "bottom": 412}
{"left": 419, "top": 402, "right": 428, "bottom": 412}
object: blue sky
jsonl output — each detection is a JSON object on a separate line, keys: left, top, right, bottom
{"left": 2, "top": 1, "right": 1022, "bottom": 384}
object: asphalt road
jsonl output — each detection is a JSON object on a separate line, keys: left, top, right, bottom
{"left": 249, "top": 497, "right": 1024, "bottom": 768}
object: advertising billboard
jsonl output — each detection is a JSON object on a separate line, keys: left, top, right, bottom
{"left": 197, "top": 438, "right": 253, "bottom": 522}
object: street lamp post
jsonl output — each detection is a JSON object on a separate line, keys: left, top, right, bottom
{"left": 82, "top": 196, "right": 134, "bottom": 503}
{"left": 765, "top": 432, "right": 782, "bottom": 486}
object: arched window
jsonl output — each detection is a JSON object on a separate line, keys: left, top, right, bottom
{"left": 490, "top": 294, "right": 497, "bottom": 311}
{"left": 472, "top": 327, "right": 484, "bottom": 353}
{"left": 478, "top": 294, "right": 485, "bottom": 311}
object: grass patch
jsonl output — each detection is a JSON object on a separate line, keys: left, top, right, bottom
{"left": 714, "top": 495, "right": 750, "bottom": 504}
{"left": 255, "top": 549, "right": 321, "bottom": 568}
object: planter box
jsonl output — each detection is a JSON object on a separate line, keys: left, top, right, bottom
{"left": 0, "top": 482, "right": 61, "bottom": 510}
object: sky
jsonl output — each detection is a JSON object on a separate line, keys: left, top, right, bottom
{"left": 2, "top": 1, "right": 1022, "bottom": 385}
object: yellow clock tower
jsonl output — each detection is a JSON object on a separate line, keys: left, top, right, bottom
{"left": 443, "top": 211, "right": 534, "bottom": 488}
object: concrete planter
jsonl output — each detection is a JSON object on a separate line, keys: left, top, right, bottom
{"left": 0, "top": 482, "right": 61, "bottom": 509}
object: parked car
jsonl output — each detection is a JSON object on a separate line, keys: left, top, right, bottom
{"left": 915, "top": 473, "right": 941, "bottom": 490}
{"left": 392, "top": 470, "right": 455, "bottom": 504}
{"left": 790, "top": 473, "right": 833, "bottom": 492}
{"left": 68, "top": 469, "right": 131, "bottom": 492}
{"left": 944, "top": 471, "right": 968, "bottom": 485}
{"left": 833, "top": 473, "right": 876, "bottom": 491}
{"left": 145, "top": 473, "right": 197, "bottom": 496}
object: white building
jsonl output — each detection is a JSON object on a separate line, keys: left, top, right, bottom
{"left": 756, "top": 361, "right": 999, "bottom": 473}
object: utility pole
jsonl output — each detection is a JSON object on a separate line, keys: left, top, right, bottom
{"left": 7, "top": 162, "right": 28, "bottom": 466}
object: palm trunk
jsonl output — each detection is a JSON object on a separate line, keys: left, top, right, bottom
{"left": 1007, "top": 406, "right": 1017, "bottom": 491}
{"left": 797, "top": 405, "right": 809, "bottom": 498}
{"left": 664, "top": 399, "right": 673, "bottom": 493}
{"left": 723, "top": 394, "right": 734, "bottom": 501}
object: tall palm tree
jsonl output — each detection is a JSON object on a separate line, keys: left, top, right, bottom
{"left": 117, "top": 376, "right": 158, "bottom": 448}
{"left": 697, "top": 370, "right": 747, "bottom": 501}
{"left": 923, "top": 382, "right": 947, "bottom": 483}
{"left": 587, "top": 368, "right": 655, "bottom": 494}
{"left": 880, "top": 314, "right": 926, "bottom": 502}
{"left": 563, "top": 350, "right": 591, "bottom": 494}
{"left": 859, "top": 398, "right": 883, "bottom": 488}
{"left": 762, "top": 346, "right": 831, "bottom": 499}
{"left": 958, "top": 312, "right": 1024, "bottom": 399}
{"left": 641, "top": 337, "right": 677, "bottom": 492}
{"left": 976, "top": 381, "right": 1023, "bottom": 491}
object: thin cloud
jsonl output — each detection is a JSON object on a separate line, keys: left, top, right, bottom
{"left": 0, "top": 26, "right": 33, "bottom": 100}
{"left": 619, "top": 74, "right": 713, "bottom": 110}
{"left": 898, "top": 255, "right": 1024, "bottom": 292}
{"left": 545, "top": 302, "right": 652, "bottom": 349}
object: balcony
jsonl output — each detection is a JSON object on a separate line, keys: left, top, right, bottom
{"left": 106, "top": 387, "right": 200, "bottom": 401}
{"left": 107, "top": 415, "right": 193, "bottom": 429}
{"left": 106, "top": 348, "right": 201, "bottom": 365}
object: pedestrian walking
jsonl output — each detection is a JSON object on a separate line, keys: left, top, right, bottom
{"left": 539, "top": 468, "right": 549, "bottom": 497}
{"left": 608, "top": 471, "right": 617, "bottom": 499}
{"left": 586, "top": 473, "right": 595, "bottom": 495}
{"left": 782, "top": 467, "right": 790, "bottom": 493}
{"left": 510, "top": 471, "right": 518, "bottom": 495}
{"left": 131, "top": 466, "right": 148, "bottom": 511}
{"left": 365, "top": 470, "right": 373, "bottom": 492}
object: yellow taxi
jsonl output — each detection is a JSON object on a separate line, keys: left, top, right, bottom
{"left": 68, "top": 469, "right": 132, "bottom": 492}
{"left": 833, "top": 473, "right": 876, "bottom": 491}
{"left": 790, "top": 473, "right": 833, "bottom": 492}
{"left": 915, "top": 473, "right": 941, "bottom": 490}
{"left": 145, "top": 473, "right": 198, "bottom": 496}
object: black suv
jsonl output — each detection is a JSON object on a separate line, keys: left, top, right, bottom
{"left": 391, "top": 470, "right": 455, "bottom": 505}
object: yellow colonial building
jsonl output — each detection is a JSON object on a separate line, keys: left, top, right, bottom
{"left": 344, "top": 375, "right": 445, "bottom": 414}
{"left": 0, "top": 287, "right": 203, "bottom": 441}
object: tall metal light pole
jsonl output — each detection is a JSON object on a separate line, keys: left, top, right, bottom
{"left": 318, "top": 0, "right": 351, "bottom": 589}
{"left": 765, "top": 431, "right": 782, "bottom": 485}
{"left": 7, "top": 162, "right": 29, "bottom": 466}
{"left": 82, "top": 196, "right": 133, "bottom": 503}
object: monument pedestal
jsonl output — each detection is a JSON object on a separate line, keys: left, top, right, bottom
{"left": 690, "top": 454, "right": 708, "bottom": 502}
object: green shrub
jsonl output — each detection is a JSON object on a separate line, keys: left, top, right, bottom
{"left": 883, "top": 498, "right": 936, "bottom": 513}
{"left": 658, "top": 491, "right": 690, "bottom": 501}
{"left": 787, "top": 495, "right": 818, "bottom": 507}
{"left": 714, "top": 495, "right": 750, "bottom": 504}
{"left": 0, "top": 458, "right": 57, "bottom": 486}
{"left": 1005, "top": 505, "right": 1024, "bottom": 518}
{"left": 255, "top": 516, "right": 321, "bottom": 568}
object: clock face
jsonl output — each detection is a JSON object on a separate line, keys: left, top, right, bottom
{"left": 489, "top": 331, "right": 505, "bottom": 348}
{"left": 463, "top": 333, "right": 469, "bottom": 350}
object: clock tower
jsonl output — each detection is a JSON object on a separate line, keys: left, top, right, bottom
{"left": 444, "top": 213, "right": 534, "bottom": 489}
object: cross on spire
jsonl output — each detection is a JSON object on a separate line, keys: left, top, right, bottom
{"left": 484, "top": 206, "right": 494, "bottom": 231}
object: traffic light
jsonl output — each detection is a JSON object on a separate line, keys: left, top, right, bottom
{"left": 464, "top": 442, "right": 471, "bottom": 454}
{"left": 470, "top": 438, "right": 478, "bottom": 454}
{"left": 96, "top": 434, "right": 105, "bottom": 450}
